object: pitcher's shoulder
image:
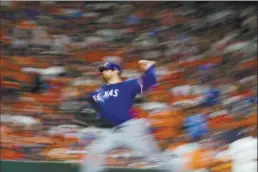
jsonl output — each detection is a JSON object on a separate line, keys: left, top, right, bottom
{"left": 124, "top": 78, "right": 138, "bottom": 85}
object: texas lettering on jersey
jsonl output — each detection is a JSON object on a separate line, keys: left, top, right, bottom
{"left": 92, "top": 89, "right": 119, "bottom": 103}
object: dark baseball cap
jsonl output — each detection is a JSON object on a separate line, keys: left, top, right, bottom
{"left": 98, "top": 62, "right": 122, "bottom": 73}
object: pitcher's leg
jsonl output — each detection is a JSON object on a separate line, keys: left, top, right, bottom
{"left": 81, "top": 132, "right": 120, "bottom": 172}
{"left": 123, "top": 134, "right": 174, "bottom": 172}
{"left": 120, "top": 119, "right": 172, "bottom": 171}
{"left": 121, "top": 119, "right": 161, "bottom": 153}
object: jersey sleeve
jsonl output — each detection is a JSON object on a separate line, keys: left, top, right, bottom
{"left": 130, "top": 64, "right": 158, "bottom": 96}
{"left": 138, "top": 64, "right": 157, "bottom": 91}
{"left": 129, "top": 78, "right": 143, "bottom": 97}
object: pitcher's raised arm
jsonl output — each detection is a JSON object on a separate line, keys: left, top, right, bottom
{"left": 129, "top": 60, "right": 157, "bottom": 96}
{"left": 138, "top": 60, "right": 157, "bottom": 92}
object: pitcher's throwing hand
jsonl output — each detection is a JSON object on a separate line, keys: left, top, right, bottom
{"left": 138, "top": 60, "right": 157, "bottom": 71}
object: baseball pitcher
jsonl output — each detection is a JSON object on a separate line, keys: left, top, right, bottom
{"left": 75, "top": 60, "right": 166, "bottom": 172}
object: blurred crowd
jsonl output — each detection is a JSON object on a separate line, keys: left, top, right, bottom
{"left": 0, "top": 1, "right": 257, "bottom": 172}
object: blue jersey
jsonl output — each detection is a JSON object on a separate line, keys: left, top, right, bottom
{"left": 87, "top": 65, "right": 157, "bottom": 126}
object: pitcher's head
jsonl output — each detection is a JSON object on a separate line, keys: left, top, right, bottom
{"left": 98, "top": 62, "right": 122, "bottom": 82}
